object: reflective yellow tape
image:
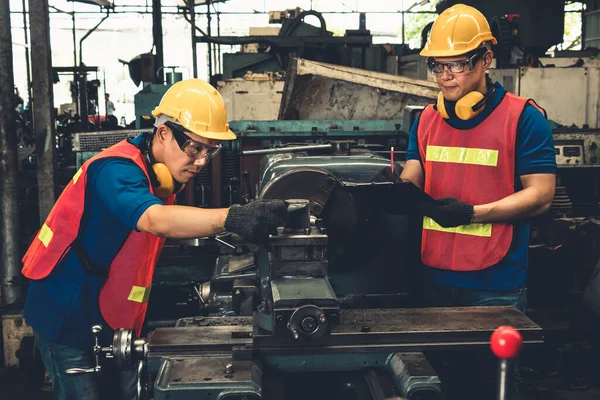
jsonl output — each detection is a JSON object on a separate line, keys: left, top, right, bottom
{"left": 423, "top": 217, "right": 492, "bottom": 238}
{"left": 426, "top": 145, "right": 498, "bottom": 167}
{"left": 127, "top": 286, "right": 151, "bottom": 303}
{"left": 38, "top": 223, "right": 54, "bottom": 247}
{"left": 72, "top": 168, "right": 83, "bottom": 184}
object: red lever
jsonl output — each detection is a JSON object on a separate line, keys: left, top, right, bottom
{"left": 490, "top": 326, "right": 523, "bottom": 359}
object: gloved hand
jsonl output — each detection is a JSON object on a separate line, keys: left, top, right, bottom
{"left": 417, "top": 197, "right": 474, "bottom": 228}
{"left": 371, "top": 166, "right": 402, "bottom": 183}
{"left": 225, "top": 199, "right": 288, "bottom": 244}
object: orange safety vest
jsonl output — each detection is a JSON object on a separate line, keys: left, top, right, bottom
{"left": 417, "top": 93, "right": 544, "bottom": 271}
{"left": 22, "top": 140, "right": 175, "bottom": 336}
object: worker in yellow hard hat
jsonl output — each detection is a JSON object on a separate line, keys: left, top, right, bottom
{"left": 373, "top": 4, "right": 556, "bottom": 399}
{"left": 21, "top": 78, "right": 288, "bottom": 399}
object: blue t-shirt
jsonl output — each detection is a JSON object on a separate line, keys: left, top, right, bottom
{"left": 23, "top": 134, "right": 163, "bottom": 349}
{"left": 406, "top": 82, "right": 557, "bottom": 291}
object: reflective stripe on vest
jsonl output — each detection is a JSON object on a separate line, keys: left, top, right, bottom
{"left": 426, "top": 145, "right": 499, "bottom": 167}
{"left": 417, "top": 93, "right": 539, "bottom": 271}
{"left": 422, "top": 216, "right": 492, "bottom": 237}
{"left": 21, "top": 139, "right": 175, "bottom": 336}
{"left": 128, "top": 285, "right": 152, "bottom": 303}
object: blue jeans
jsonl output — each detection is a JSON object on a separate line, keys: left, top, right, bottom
{"left": 35, "top": 332, "right": 137, "bottom": 400}
{"left": 422, "top": 284, "right": 527, "bottom": 400}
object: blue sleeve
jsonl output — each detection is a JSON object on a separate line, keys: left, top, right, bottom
{"left": 405, "top": 114, "right": 421, "bottom": 161}
{"left": 516, "top": 104, "right": 557, "bottom": 176}
{"left": 87, "top": 158, "right": 164, "bottom": 230}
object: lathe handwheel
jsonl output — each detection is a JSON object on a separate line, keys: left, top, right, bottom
{"left": 288, "top": 304, "right": 329, "bottom": 339}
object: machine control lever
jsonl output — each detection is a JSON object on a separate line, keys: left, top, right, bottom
{"left": 209, "top": 234, "right": 236, "bottom": 250}
{"left": 65, "top": 325, "right": 113, "bottom": 376}
{"left": 491, "top": 326, "right": 523, "bottom": 400}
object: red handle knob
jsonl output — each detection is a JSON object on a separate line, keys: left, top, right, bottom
{"left": 490, "top": 326, "right": 523, "bottom": 359}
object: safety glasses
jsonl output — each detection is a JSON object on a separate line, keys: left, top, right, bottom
{"left": 165, "top": 121, "right": 222, "bottom": 161}
{"left": 426, "top": 48, "right": 487, "bottom": 75}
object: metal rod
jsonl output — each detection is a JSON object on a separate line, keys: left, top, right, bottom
{"left": 72, "top": 9, "right": 78, "bottom": 114}
{"left": 240, "top": 144, "right": 333, "bottom": 156}
{"left": 189, "top": 0, "right": 197, "bottom": 78}
{"left": 152, "top": 0, "right": 163, "bottom": 84}
{"left": 0, "top": 0, "right": 22, "bottom": 304}
{"left": 215, "top": 4, "right": 221, "bottom": 74}
{"left": 29, "top": 0, "right": 57, "bottom": 222}
{"left": 206, "top": 0, "right": 212, "bottom": 81}
{"left": 21, "top": 0, "right": 31, "bottom": 103}
{"left": 498, "top": 359, "right": 507, "bottom": 400}
{"left": 211, "top": 235, "right": 236, "bottom": 250}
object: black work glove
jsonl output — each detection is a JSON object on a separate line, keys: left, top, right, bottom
{"left": 417, "top": 197, "right": 474, "bottom": 228}
{"left": 225, "top": 199, "right": 289, "bottom": 244}
{"left": 371, "top": 166, "right": 402, "bottom": 183}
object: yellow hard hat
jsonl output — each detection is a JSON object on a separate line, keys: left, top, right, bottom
{"left": 420, "top": 4, "right": 498, "bottom": 57}
{"left": 152, "top": 78, "right": 236, "bottom": 141}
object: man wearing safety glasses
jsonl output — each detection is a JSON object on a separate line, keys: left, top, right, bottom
{"left": 380, "top": 4, "right": 556, "bottom": 399}
{"left": 21, "top": 79, "right": 288, "bottom": 399}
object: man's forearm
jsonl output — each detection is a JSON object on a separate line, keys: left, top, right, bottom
{"left": 472, "top": 187, "right": 552, "bottom": 223}
{"left": 400, "top": 160, "right": 424, "bottom": 189}
{"left": 138, "top": 205, "right": 229, "bottom": 238}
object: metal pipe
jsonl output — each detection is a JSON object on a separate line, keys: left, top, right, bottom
{"left": 206, "top": 0, "right": 212, "bottom": 81}
{"left": 240, "top": 144, "right": 333, "bottom": 156}
{"left": 152, "top": 0, "right": 163, "bottom": 84}
{"left": 189, "top": 0, "right": 197, "bottom": 78}
{"left": 72, "top": 9, "right": 78, "bottom": 114}
{"left": 79, "top": 9, "right": 110, "bottom": 66}
{"left": 21, "top": 0, "right": 31, "bottom": 103}
{"left": 29, "top": 0, "right": 57, "bottom": 222}
{"left": 0, "top": 0, "right": 22, "bottom": 304}
{"left": 215, "top": 3, "right": 221, "bottom": 74}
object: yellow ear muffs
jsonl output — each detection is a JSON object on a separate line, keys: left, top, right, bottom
{"left": 455, "top": 91, "right": 486, "bottom": 121}
{"left": 436, "top": 92, "right": 450, "bottom": 119}
{"left": 436, "top": 79, "right": 496, "bottom": 121}
{"left": 151, "top": 162, "right": 186, "bottom": 198}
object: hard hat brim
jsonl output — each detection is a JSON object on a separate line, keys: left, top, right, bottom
{"left": 420, "top": 38, "right": 498, "bottom": 58}
{"left": 189, "top": 128, "right": 237, "bottom": 141}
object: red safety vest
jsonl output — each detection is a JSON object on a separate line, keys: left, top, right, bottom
{"left": 22, "top": 140, "right": 175, "bottom": 336}
{"left": 417, "top": 93, "right": 543, "bottom": 271}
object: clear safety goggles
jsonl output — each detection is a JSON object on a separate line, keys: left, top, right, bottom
{"left": 426, "top": 48, "right": 487, "bottom": 75}
{"left": 165, "top": 121, "right": 222, "bottom": 161}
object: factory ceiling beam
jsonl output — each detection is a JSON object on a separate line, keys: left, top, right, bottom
{"left": 29, "top": 0, "right": 57, "bottom": 222}
{"left": 0, "top": 0, "right": 22, "bottom": 304}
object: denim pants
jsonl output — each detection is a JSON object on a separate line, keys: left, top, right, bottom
{"left": 35, "top": 332, "right": 137, "bottom": 400}
{"left": 422, "top": 284, "right": 527, "bottom": 400}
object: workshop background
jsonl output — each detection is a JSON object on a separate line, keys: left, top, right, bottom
{"left": 2, "top": 0, "right": 600, "bottom": 399}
